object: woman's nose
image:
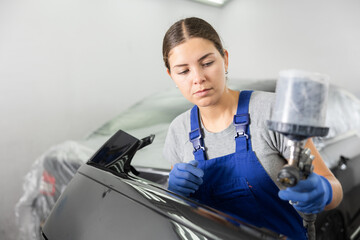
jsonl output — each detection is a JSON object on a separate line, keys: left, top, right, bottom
{"left": 193, "top": 68, "right": 205, "bottom": 84}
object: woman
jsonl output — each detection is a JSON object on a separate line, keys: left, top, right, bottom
{"left": 162, "top": 17, "right": 342, "bottom": 239}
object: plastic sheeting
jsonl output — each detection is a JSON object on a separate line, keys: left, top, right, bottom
{"left": 313, "top": 85, "right": 360, "bottom": 150}
{"left": 15, "top": 141, "right": 94, "bottom": 240}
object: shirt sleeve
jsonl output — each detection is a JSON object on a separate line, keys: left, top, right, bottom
{"left": 163, "top": 129, "right": 178, "bottom": 166}
{"left": 269, "top": 129, "right": 291, "bottom": 160}
{"left": 162, "top": 114, "right": 187, "bottom": 166}
{"left": 264, "top": 92, "right": 290, "bottom": 160}
{"left": 250, "top": 91, "right": 290, "bottom": 160}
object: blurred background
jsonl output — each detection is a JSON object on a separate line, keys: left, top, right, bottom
{"left": 0, "top": 0, "right": 359, "bottom": 239}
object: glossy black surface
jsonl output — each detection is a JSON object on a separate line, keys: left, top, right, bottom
{"left": 42, "top": 164, "right": 277, "bottom": 240}
{"left": 42, "top": 130, "right": 279, "bottom": 239}
{"left": 89, "top": 130, "right": 140, "bottom": 168}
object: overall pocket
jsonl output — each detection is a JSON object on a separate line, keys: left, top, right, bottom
{"left": 211, "top": 177, "right": 263, "bottom": 226}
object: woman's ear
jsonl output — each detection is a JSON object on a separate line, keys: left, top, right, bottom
{"left": 223, "top": 49, "right": 229, "bottom": 72}
{"left": 167, "top": 68, "right": 171, "bottom": 77}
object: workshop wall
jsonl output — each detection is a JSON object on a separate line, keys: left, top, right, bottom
{"left": 0, "top": 1, "right": 221, "bottom": 239}
{"left": 221, "top": 0, "right": 360, "bottom": 94}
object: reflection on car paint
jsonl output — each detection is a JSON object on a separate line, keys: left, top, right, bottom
{"left": 122, "top": 176, "right": 279, "bottom": 239}
{"left": 121, "top": 178, "right": 232, "bottom": 239}
{"left": 171, "top": 221, "right": 210, "bottom": 240}
{"left": 350, "top": 225, "right": 360, "bottom": 240}
{"left": 122, "top": 177, "right": 189, "bottom": 205}
{"left": 124, "top": 180, "right": 167, "bottom": 203}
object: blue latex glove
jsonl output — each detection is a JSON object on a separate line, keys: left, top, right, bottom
{"left": 168, "top": 160, "right": 204, "bottom": 197}
{"left": 278, "top": 172, "right": 333, "bottom": 214}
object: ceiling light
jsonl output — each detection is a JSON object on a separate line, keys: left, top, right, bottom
{"left": 190, "top": 0, "right": 231, "bottom": 7}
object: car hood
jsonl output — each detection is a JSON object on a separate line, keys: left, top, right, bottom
{"left": 42, "top": 163, "right": 278, "bottom": 240}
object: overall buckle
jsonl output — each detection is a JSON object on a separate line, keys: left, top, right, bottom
{"left": 189, "top": 128, "right": 205, "bottom": 153}
{"left": 233, "top": 114, "right": 250, "bottom": 139}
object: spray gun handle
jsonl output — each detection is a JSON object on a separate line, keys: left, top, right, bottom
{"left": 277, "top": 165, "right": 300, "bottom": 187}
{"left": 298, "top": 148, "right": 315, "bottom": 179}
{"left": 277, "top": 139, "right": 304, "bottom": 187}
{"left": 277, "top": 139, "right": 315, "bottom": 187}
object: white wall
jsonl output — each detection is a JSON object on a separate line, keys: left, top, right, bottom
{"left": 220, "top": 0, "right": 360, "bottom": 89}
{"left": 0, "top": 1, "right": 221, "bottom": 239}
{"left": 0, "top": 0, "right": 359, "bottom": 239}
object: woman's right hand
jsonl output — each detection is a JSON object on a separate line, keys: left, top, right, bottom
{"left": 168, "top": 160, "right": 204, "bottom": 197}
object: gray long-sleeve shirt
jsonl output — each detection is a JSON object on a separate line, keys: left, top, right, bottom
{"left": 163, "top": 91, "right": 290, "bottom": 189}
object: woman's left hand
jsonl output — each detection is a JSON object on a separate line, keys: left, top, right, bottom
{"left": 278, "top": 172, "right": 333, "bottom": 214}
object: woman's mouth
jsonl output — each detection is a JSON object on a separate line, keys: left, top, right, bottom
{"left": 194, "top": 88, "right": 211, "bottom": 97}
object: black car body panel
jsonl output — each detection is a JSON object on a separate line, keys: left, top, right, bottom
{"left": 42, "top": 164, "right": 277, "bottom": 240}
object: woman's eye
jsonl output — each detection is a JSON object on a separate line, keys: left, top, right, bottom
{"left": 178, "top": 69, "right": 189, "bottom": 75}
{"left": 203, "top": 61, "right": 214, "bottom": 67}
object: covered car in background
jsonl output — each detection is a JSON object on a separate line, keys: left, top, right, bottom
{"left": 15, "top": 142, "right": 94, "bottom": 240}
{"left": 16, "top": 79, "right": 360, "bottom": 240}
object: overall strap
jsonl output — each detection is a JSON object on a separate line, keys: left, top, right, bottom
{"left": 189, "top": 105, "right": 207, "bottom": 161}
{"left": 234, "top": 90, "right": 253, "bottom": 152}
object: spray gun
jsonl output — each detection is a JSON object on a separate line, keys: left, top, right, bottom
{"left": 267, "top": 70, "right": 329, "bottom": 240}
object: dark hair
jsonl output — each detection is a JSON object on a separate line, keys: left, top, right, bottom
{"left": 162, "top": 17, "right": 225, "bottom": 71}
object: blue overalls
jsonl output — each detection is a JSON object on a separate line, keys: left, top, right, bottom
{"left": 189, "top": 91, "right": 307, "bottom": 240}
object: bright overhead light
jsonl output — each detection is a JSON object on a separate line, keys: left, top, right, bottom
{"left": 208, "top": 0, "right": 225, "bottom": 4}
{"left": 190, "top": 0, "right": 231, "bottom": 7}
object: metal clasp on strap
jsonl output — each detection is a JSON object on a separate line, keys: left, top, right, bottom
{"left": 189, "top": 128, "right": 205, "bottom": 153}
{"left": 235, "top": 131, "right": 249, "bottom": 139}
{"left": 233, "top": 113, "right": 250, "bottom": 139}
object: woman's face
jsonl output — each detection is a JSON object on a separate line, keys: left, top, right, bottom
{"left": 167, "top": 37, "right": 228, "bottom": 108}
